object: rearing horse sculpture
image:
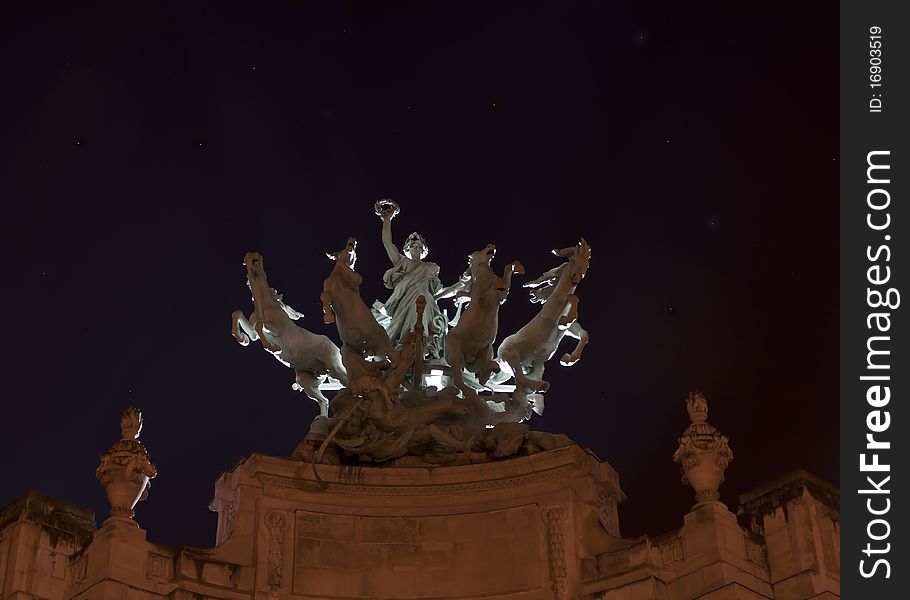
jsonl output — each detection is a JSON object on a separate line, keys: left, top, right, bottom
{"left": 496, "top": 239, "right": 591, "bottom": 411}
{"left": 231, "top": 252, "right": 348, "bottom": 416}
{"left": 444, "top": 244, "right": 524, "bottom": 398}
{"left": 321, "top": 238, "right": 398, "bottom": 373}
{"left": 522, "top": 244, "right": 591, "bottom": 367}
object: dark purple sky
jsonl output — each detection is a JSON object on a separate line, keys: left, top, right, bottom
{"left": 0, "top": 2, "right": 838, "bottom": 548}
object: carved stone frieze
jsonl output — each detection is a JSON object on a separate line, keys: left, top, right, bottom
{"left": 659, "top": 538, "right": 684, "bottom": 565}
{"left": 543, "top": 505, "right": 568, "bottom": 600}
{"left": 337, "top": 464, "right": 365, "bottom": 485}
{"left": 265, "top": 510, "right": 290, "bottom": 599}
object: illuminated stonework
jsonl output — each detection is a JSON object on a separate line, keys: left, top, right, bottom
{"left": 0, "top": 433, "right": 839, "bottom": 600}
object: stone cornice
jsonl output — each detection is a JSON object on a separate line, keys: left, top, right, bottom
{"left": 252, "top": 462, "right": 580, "bottom": 496}
{"left": 737, "top": 469, "right": 840, "bottom": 521}
{"left": 226, "top": 443, "right": 622, "bottom": 496}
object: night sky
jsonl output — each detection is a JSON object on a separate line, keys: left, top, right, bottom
{"left": 1, "top": 2, "right": 838, "bottom": 549}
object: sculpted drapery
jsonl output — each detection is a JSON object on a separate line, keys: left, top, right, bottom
{"left": 374, "top": 256, "right": 449, "bottom": 358}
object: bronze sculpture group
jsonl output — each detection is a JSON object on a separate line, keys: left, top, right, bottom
{"left": 231, "top": 199, "right": 592, "bottom": 464}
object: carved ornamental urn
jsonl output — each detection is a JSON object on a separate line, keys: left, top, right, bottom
{"left": 95, "top": 407, "right": 157, "bottom": 525}
{"left": 672, "top": 392, "right": 733, "bottom": 506}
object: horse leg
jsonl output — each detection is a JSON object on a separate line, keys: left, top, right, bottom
{"left": 495, "top": 344, "right": 521, "bottom": 386}
{"left": 457, "top": 382, "right": 494, "bottom": 428}
{"left": 254, "top": 322, "right": 281, "bottom": 353}
{"left": 293, "top": 370, "right": 329, "bottom": 417}
{"left": 477, "top": 345, "right": 501, "bottom": 387}
{"left": 558, "top": 294, "right": 579, "bottom": 329}
{"left": 232, "top": 311, "right": 257, "bottom": 345}
{"left": 501, "top": 386, "right": 534, "bottom": 422}
{"left": 374, "top": 334, "right": 400, "bottom": 369}
{"left": 341, "top": 344, "right": 374, "bottom": 381}
{"left": 526, "top": 361, "right": 550, "bottom": 393}
{"left": 500, "top": 261, "right": 525, "bottom": 300}
{"left": 320, "top": 289, "right": 335, "bottom": 324}
{"left": 518, "top": 367, "right": 549, "bottom": 393}
{"left": 560, "top": 321, "right": 589, "bottom": 366}
{"left": 445, "top": 337, "right": 474, "bottom": 399}
{"left": 327, "top": 346, "right": 349, "bottom": 386}
{"left": 497, "top": 338, "right": 547, "bottom": 392}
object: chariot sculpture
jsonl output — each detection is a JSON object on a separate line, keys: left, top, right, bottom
{"left": 230, "top": 199, "right": 593, "bottom": 464}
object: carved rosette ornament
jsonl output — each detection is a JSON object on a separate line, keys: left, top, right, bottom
{"left": 95, "top": 407, "right": 157, "bottom": 524}
{"left": 672, "top": 392, "right": 733, "bottom": 505}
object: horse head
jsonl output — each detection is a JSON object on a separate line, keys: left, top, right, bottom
{"left": 326, "top": 237, "right": 358, "bottom": 269}
{"left": 567, "top": 239, "right": 591, "bottom": 286}
{"left": 468, "top": 244, "right": 496, "bottom": 270}
{"left": 244, "top": 251, "right": 265, "bottom": 281}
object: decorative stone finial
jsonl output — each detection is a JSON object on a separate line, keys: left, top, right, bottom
{"left": 95, "top": 407, "right": 157, "bottom": 525}
{"left": 686, "top": 391, "right": 708, "bottom": 422}
{"left": 673, "top": 392, "right": 733, "bottom": 505}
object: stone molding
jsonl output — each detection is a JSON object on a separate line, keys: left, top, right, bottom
{"left": 254, "top": 463, "right": 578, "bottom": 496}
{"left": 738, "top": 469, "right": 840, "bottom": 527}
{"left": 240, "top": 444, "right": 618, "bottom": 485}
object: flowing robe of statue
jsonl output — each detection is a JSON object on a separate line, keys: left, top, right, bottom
{"left": 372, "top": 199, "right": 466, "bottom": 360}
{"left": 373, "top": 257, "right": 448, "bottom": 358}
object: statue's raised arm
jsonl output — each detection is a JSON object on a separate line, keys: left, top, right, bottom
{"left": 375, "top": 199, "right": 402, "bottom": 266}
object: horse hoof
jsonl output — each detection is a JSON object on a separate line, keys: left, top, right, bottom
{"left": 559, "top": 353, "right": 578, "bottom": 366}
{"left": 529, "top": 393, "right": 546, "bottom": 415}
